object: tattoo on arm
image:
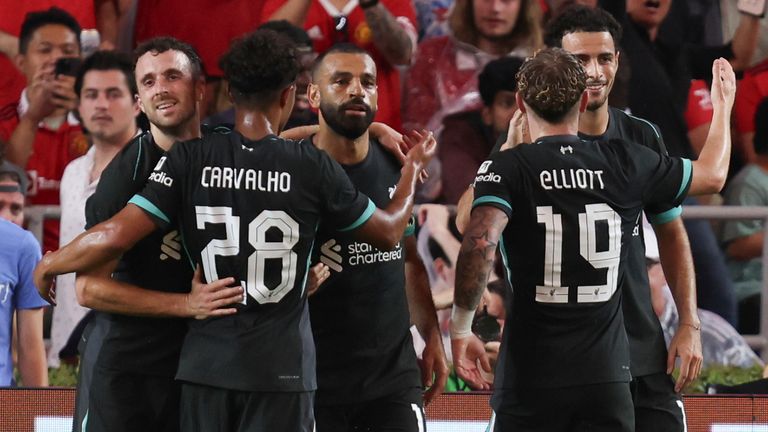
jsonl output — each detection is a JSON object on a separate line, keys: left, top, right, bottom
{"left": 364, "top": 5, "right": 413, "bottom": 65}
{"left": 454, "top": 207, "right": 508, "bottom": 310}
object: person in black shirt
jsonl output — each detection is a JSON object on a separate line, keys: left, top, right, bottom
{"left": 35, "top": 29, "right": 435, "bottom": 432}
{"left": 451, "top": 48, "right": 733, "bottom": 431}
{"left": 306, "top": 44, "right": 449, "bottom": 431}
{"left": 41, "top": 38, "right": 244, "bottom": 432}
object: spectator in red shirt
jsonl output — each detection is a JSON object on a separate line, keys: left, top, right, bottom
{"left": 263, "top": 0, "right": 418, "bottom": 131}
{"left": 0, "top": 8, "right": 87, "bottom": 252}
{"left": 734, "top": 59, "right": 768, "bottom": 165}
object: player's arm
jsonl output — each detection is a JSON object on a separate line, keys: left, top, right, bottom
{"left": 16, "top": 308, "right": 47, "bottom": 386}
{"left": 404, "top": 235, "right": 449, "bottom": 405}
{"left": 653, "top": 218, "right": 702, "bottom": 392}
{"left": 34, "top": 204, "right": 156, "bottom": 300}
{"left": 451, "top": 205, "right": 507, "bottom": 390}
{"left": 75, "top": 262, "right": 243, "bottom": 318}
{"left": 353, "top": 130, "right": 435, "bottom": 249}
{"left": 688, "top": 58, "right": 736, "bottom": 195}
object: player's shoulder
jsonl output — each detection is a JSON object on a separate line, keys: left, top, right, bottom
{"left": 610, "top": 108, "right": 663, "bottom": 146}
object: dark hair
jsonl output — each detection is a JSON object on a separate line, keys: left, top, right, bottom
{"left": 478, "top": 56, "right": 525, "bottom": 107}
{"left": 219, "top": 29, "right": 300, "bottom": 108}
{"left": 486, "top": 279, "right": 508, "bottom": 301}
{"left": 75, "top": 50, "right": 137, "bottom": 96}
{"left": 258, "top": 20, "right": 312, "bottom": 50}
{"left": 133, "top": 37, "right": 204, "bottom": 80}
{"left": 754, "top": 98, "right": 768, "bottom": 155}
{"left": 311, "top": 43, "right": 371, "bottom": 81}
{"left": 544, "top": 5, "right": 622, "bottom": 49}
{"left": 516, "top": 47, "right": 587, "bottom": 123}
{"left": 19, "top": 7, "right": 81, "bottom": 54}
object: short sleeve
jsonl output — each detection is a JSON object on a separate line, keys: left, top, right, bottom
{"left": 129, "top": 144, "right": 187, "bottom": 230}
{"left": 15, "top": 231, "right": 48, "bottom": 309}
{"left": 471, "top": 152, "right": 517, "bottom": 218}
{"left": 635, "top": 145, "right": 692, "bottom": 221}
{"left": 317, "top": 151, "right": 375, "bottom": 232}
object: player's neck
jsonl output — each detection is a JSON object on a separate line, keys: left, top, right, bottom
{"left": 578, "top": 106, "right": 609, "bottom": 136}
{"left": 235, "top": 109, "right": 280, "bottom": 142}
{"left": 527, "top": 113, "right": 579, "bottom": 142}
{"left": 315, "top": 124, "right": 370, "bottom": 165}
{"left": 755, "top": 154, "right": 768, "bottom": 172}
{"left": 151, "top": 119, "right": 201, "bottom": 151}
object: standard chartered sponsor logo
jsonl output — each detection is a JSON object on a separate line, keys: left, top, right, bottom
{"left": 320, "top": 238, "right": 402, "bottom": 272}
{"left": 320, "top": 239, "right": 343, "bottom": 272}
{"left": 160, "top": 230, "right": 182, "bottom": 261}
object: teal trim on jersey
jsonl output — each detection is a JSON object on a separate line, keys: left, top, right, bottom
{"left": 82, "top": 410, "right": 88, "bottom": 431}
{"left": 647, "top": 206, "right": 682, "bottom": 225}
{"left": 339, "top": 198, "right": 375, "bottom": 232}
{"left": 132, "top": 138, "right": 143, "bottom": 180}
{"left": 675, "top": 158, "right": 692, "bottom": 201}
{"left": 498, "top": 237, "right": 513, "bottom": 288}
{"left": 404, "top": 222, "right": 416, "bottom": 237}
{"left": 472, "top": 196, "right": 512, "bottom": 212}
{"left": 300, "top": 223, "right": 319, "bottom": 297}
{"left": 128, "top": 195, "right": 170, "bottom": 224}
{"left": 627, "top": 113, "right": 662, "bottom": 140}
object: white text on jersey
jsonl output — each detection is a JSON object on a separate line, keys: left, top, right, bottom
{"left": 540, "top": 168, "right": 605, "bottom": 191}
{"left": 201, "top": 167, "right": 291, "bottom": 192}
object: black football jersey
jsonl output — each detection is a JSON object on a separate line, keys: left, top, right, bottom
{"left": 309, "top": 139, "right": 421, "bottom": 404}
{"left": 581, "top": 107, "right": 675, "bottom": 377}
{"left": 131, "top": 131, "right": 373, "bottom": 392}
{"left": 84, "top": 131, "right": 192, "bottom": 376}
{"left": 472, "top": 134, "right": 692, "bottom": 391}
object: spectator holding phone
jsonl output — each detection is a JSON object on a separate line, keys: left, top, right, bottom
{"left": 0, "top": 8, "right": 88, "bottom": 253}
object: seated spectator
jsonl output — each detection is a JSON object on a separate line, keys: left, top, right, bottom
{"left": 438, "top": 56, "right": 522, "bottom": 203}
{"left": 48, "top": 50, "right": 139, "bottom": 368}
{"left": 646, "top": 222, "right": 763, "bottom": 369}
{"left": 403, "top": 0, "right": 541, "bottom": 133}
{"left": 0, "top": 161, "right": 27, "bottom": 227}
{"left": 721, "top": 98, "right": 768, "bottom": 334}
{"left": 403, "top": 0, "right": 541, "bottom": 201}
{"left": 0, "top": 8, "right": 88, "bottom": 253}
{"left": 0, "top": 166, "right": 48, "bottom": 386}
{"left": 263, "top": 0, "right": 418, "bottom": 131}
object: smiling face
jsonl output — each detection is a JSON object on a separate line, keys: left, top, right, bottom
{"left": 561, "top": 31, "right": 618, "bottom": 112}
{"left": 79, "top": 69, "right": 139, "bottom": 143}
{"left": 309, "top": 52, "right": 378, "bottom": 140}
{"left": 135, "top": 49, "right": 202, "bottom": 132}
{"left": 627, "top": 0, "right": 671, "bottom": 31}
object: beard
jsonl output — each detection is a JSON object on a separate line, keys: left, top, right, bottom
{"left": 319, "top": 98, "right": 376, "bottom": 140}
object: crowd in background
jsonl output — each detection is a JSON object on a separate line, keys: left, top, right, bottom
{"left": 1, "top": 0, "right": 768, "bottom": 386}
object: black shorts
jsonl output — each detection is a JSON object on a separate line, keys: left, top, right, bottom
{"left": 631, "top": 373, "right": 686, "bottom": 432}
{"left": 491, "top": 382, "right": 634, "bottom": 432}
{"left": 73, "top": 314, "right": 108, "bottom": 432}
{"left": 83, "top": 367, "right": 181, "bottom": 432}
{"left": 315, "top": 387, "right": 425, "bottom": 432}
{"left": 180, "top": 382, "right": 314, "bottom": 432}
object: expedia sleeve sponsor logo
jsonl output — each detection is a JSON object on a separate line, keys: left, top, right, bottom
{"left": 475, "top": 172, "right": 502, "bottom": 183}
{"left": 149, "top": 171, "right": 174, "bottom": 187}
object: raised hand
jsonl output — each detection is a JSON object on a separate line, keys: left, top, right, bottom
{"left": 404, "top": 129, "right": 437, "bottom": 169}
{"left": 710, "top": 57, "right": 736, "bottom": 113}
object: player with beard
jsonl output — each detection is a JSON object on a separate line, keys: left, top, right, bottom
{"left": 307, "top": 44, "right": 449, "bottom": 431}
{"left": 451, "top": 47, "right": 733, "bottom": 432}
{"left": 35, "top": 29, "right": 435, "bottom": 431}
{"left": 37, "top": 37, "right": 244, "bottom": 432}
